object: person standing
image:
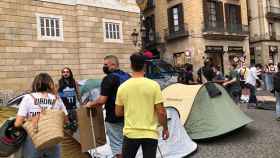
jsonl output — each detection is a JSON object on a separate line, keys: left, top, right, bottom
{"left": 58, "top": 67, "right": 81, "bottom": 132}
{"left": 183, "top": 63, "right": 195, "bottom": 85}
{"left": 239, "top": 64, "right": 250, "bottom": 103}
{"left": 265, "top": 62, "right": 277, "bottom": 91}
{"left": 245, "top": 64, "right": 263, "bottom": 108}
{"left": 115, "top": 53, "right": 169, "bottom": 158}
{"left": 14, "top": 73, "right": 68, "bottom": 158}
{"left": 197, "top": 58, "right": 215, "bottom": 84}
{"left": 223, "top": 63, "right": 241, "bottom": 104}
{"left": 273, "top": 63, "right": 280, "bottom": 120}
{"left": 85, "top": 55, "right": 130, "bottom": 158}
{"left": 212, "top": 65, "right": 225, "bottom": 83}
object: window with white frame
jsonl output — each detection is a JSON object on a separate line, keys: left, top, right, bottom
{"left": 36, "top": 13, "right": 63, "bottom": 41}
{"left": 103, "top": 19, "right": 123, "bottom": 43}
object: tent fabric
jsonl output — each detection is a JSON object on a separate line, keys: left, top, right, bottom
{"left": 94, "top": 107, "right": 197, "bottom": 158}
{"left": 163, "top": 83, "right": 253, "bottom": 140}
{"left": 162, "top": 83, "right": 202, "bottom": 124}
{"left": 79, "top": 79, "right": 102, "bottom": 96}
{"left": 136, "top": 107, "right": 197, "bottom": 158}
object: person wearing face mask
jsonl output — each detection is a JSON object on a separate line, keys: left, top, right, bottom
{"left": 85, "top": 55, "right": 130, "bottom": 158}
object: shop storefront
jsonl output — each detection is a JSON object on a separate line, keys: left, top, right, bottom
{"left": 227, "top": 46, "right": 245, "bottom": 64}
{"left": 205, "top": 46, "right": 224, "bottom": 72}
{"left": 269, "top": 46, "right": 278, "bottom": 64}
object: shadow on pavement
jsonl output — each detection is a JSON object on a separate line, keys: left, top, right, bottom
{"left": 194, "top": 126, "right": 258, "bottom": 144}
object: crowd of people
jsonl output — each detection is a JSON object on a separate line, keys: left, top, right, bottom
{"left": 9, "top": 51, "right": 280, "bottom": 158}
{"left": 179, "top": 57, "right": 280, "bottom": 120}
{"left": 13, "top": 53, "right": 169, "bottom": 158}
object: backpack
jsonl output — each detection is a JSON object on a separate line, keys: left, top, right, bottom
{"left": 111, "top": 71, "right": 131, "bottom": 86}
{"left": 0, "top": 119, "right": 27, "bottom": 157}
{"left": 109, "top": 71, "right": 130, "bottom": 103}
{"left": 273, "top": 72, "right": 280, "bottom": 92}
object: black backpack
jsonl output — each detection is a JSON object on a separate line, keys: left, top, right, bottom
{"left": 0, "top": 119, "right": 27, "bottom": 157}
{"left": 273, "top": 72, "right": 280, "bottom": 92}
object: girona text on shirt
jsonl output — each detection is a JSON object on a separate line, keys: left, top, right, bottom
{"left": 34, "top": 98, "right": 56, "bottom": 105}
{"left": 28, "top": 98, "right": 56, "bottom": 117}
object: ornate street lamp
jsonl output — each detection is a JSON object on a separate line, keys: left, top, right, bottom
{"left": 131, "top": 29, "right": 139, "bottom": 46}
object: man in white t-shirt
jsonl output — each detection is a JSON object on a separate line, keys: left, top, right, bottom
{"left": 245, "top": 64, "right": 263, "bottom": 108}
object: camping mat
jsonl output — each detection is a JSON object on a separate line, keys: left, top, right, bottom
{"left": 0, "top": 107, "right": 17, "bottom": 126}
{"left": 257, "top": 95, "right": 276, "bottom": 102}
{"left": 162, "top": 83, "right": 202, "bottom": 124}
{"left": 185, "top": 83, "right": 253, "bottom": 140}
{"left": 61, "top": 132, "right": 91, "bottom": 158}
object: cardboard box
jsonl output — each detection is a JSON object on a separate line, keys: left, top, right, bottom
{"left": 76, "top": 107, "right": 106, "bottom": 152}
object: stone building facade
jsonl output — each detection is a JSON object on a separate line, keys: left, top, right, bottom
{"left": 248, "top": 0, "right": 280, "bottom": 65}
{"left": 142, "top": 0, "right": 249, "bottom": 74}
{"left": 0, "top": 0, "right": 140, "bottom": 98}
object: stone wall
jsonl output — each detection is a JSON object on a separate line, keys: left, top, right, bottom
{"left": 248, "top": 0, "right": 280, "bottom": 65}
{"left": 0, "top": 0, "right": 140, "bottom": 93}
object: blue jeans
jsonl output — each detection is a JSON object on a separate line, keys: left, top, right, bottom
{"left": 247, "top": 83, "right": 257, "bottom": 104}
{"left": 22, "top": 137, "right": 61, "bottom": 158}
{"left": 276, "top": 91, "right": 280, "bottom": 118}
{"left": 105, "top": 122, "right": 124, "bottom": 157}
{"left": 265, "top": 73, "right": 274, "bottom": 91}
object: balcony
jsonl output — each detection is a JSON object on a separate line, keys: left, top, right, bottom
{"left": 270, "top": 32, "right": 277, "bottom": 40}
{"left": 250, "top": 32, "right": 280, "bottom": 42}
{"left": 144, "top": 0, "right": 155, "bottom": 11}
{"left": 266, "top": 6, "right": 280, "bottom": 20}
{"left": 227, "top": 25, "right": 249, "bottom": 34}
{"left": 143, "top": 31, "right": 161, "bottom": 48}
{"left": 203, "top": 22, "right": 225, "bottom": 33}
{"left": 203, "top": 24, "right": 249, "bottom": 41}
{"left": 164, "top": 23, "right": 189, "bottom": 41}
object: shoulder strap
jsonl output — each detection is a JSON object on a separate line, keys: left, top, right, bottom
{"left": 29, "top": 93, "right": 36, "bottom": 105}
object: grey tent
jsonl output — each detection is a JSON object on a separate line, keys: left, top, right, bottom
{"left": 162, "top": 83, "right": 253, "bottom": 140}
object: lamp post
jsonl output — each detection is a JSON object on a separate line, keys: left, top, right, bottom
{"left": 131, "top": 29, "right": 139, "bottom": 47}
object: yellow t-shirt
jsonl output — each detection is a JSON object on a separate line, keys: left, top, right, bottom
{"left": 115, "top": 77, "right": 164, "bottom": 139}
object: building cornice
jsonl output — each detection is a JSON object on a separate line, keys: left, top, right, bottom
{"left": 38, "top": 0, "right": 140, "bottom": 13}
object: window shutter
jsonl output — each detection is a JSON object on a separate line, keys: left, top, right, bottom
{"left": 236, "top": 5, "right": 242, "bottom": 25}
{"left": 167, "top": 7, "right": 174, "bottom": 33}
{"left": 217, "top": 2, "right": 224, "bottom": 30}
{"left": 203, "top": 0, "right": 209, "bottom": 28}
{"left": 177, "top": 4, "right": 185, "bottom": 31}
{"left": 224, "top": 3, "right": 230, "bottom": 30}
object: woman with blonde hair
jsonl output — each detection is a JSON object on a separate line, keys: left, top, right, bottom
{"left": 14, "top": 73, "right": 68, "bottom": 158}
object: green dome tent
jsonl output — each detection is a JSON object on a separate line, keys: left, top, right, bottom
{"left": 162, "top": 83, "right": 253, "bottom": 140}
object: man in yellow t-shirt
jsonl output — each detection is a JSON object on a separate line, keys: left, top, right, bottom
{"left": 115, "top": 53, "right": 169, "bottom": 158}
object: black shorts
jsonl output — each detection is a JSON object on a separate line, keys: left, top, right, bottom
{"left": 240, "top": 81, "right": 246, "bottom": 88}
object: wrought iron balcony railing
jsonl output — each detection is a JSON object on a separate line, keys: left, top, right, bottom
{"left": 266, "top": 6, "right": 280, "bottom": 20}
{"left": 227, "top": 25, "right": 249, "bottom": 34}
{"left": 164, "top": 23, "right": 189, "bottom": 41}
{"left": 203, "top": 22, "right": 225, "bottom": 32}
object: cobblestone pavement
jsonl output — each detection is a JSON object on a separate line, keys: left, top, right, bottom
{"left": 188, "top": 91, "right": 280, "bottom": 158}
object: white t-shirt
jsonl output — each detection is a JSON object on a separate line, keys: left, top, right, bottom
{"left": 17, "top": 92, "right": 68, "bottom": 118}
{"left": 245, "top": 67, "right": 259, "bottom": 86}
